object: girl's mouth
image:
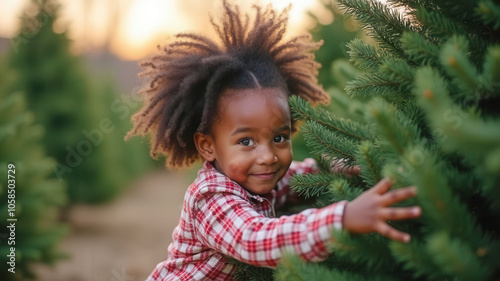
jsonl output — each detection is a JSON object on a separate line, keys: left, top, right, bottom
{"left": 252, "top": 172, "right": 276, "bottom": 180}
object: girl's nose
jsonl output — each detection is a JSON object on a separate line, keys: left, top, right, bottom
{"left": 257, "top": 145, "right": 278, "bottom": 165}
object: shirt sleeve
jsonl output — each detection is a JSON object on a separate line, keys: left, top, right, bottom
{"left": 275, "top": 158, "right": 318, "bottom": 208}
{"left": 194, "top": 191, "right": 346, "bottom": 268}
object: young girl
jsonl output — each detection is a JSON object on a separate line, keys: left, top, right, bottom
{"left": 126, "top": 1, "right": 421, "bottom": 280}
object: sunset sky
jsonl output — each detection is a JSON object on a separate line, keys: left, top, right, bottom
{"left": 1, "top": 0, "right": 332, "bottom": 60}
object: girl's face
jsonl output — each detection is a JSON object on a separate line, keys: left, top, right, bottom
{"left": 196, "top": 87, "right": 293, "bottom": 195}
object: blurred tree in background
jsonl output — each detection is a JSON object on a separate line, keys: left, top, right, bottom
{"left": 0, "top": 64, "right": 67, "bottom": 280}
{"left": 309, "top": 0, "right": 361, "bottom": 90}
{"left": 273, "top": 0, "right": 500, "bottom": 280}
{"left": 292, "top": 0, "right": 361, "bottom": 161}
{"left": 7, "top": 0, "right": 153, "bottom": 203}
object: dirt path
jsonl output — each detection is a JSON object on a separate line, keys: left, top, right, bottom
{"left": 33, "top": 169, "right": 194, "bottom": 281}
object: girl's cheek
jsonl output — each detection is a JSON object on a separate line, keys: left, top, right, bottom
{"left": 227, "top": 162, "right": 246, "bottom": 178}
{"left": 279, "top": 147, "right": 293, "bottom": 163}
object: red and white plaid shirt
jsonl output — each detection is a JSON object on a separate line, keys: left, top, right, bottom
{"left": 146, "top": 159, "right": 346, "bottom": 281}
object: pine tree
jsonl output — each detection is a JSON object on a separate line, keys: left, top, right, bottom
{"left": 7, "top": 0, "right": 153, "bottom": 203}
{"left": 0, "top": 63, "right": 67, "bottom": 280}
{"left": 274, "top": 0, "right": 500, "bottom": 280}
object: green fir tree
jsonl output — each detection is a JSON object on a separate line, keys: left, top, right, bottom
{"left": 274, "top": 0, "right": 500, "bottom": 280}
{"left": 0, "top": 63, "right": 67, "bottom": 280}
{"left": 7, "top": 0, "right": 153, "bottom": 203}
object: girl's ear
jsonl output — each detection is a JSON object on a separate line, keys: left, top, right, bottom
{"left": 194, "top": 132, "right": 216, "bottom": 162}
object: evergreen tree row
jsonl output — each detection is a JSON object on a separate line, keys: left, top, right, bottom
{"left": 7, "top": 0, "right": 154, "bottom": 203}
{"left": 0, "top": 65, "right": 67, "bottom": 280}
{"left": 0, "top": 0, "right": 156, "bottom": 279}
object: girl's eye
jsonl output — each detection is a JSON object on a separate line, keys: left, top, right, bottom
{"left": 239, "top": 138, "right": 254, "bottom": 146}
{"left": 274, "top": 135, "right": 289, "bottom": 143}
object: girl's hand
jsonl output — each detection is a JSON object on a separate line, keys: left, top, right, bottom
{"left": 342, "top": 178, "right": 421, "bottom": 243}
{"left": 330, "top": 158, "right": 361, "bottom": 177}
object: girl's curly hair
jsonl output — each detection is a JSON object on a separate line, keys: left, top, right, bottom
{"left": 126, "top": 0, "right": 329, "bottom": 167}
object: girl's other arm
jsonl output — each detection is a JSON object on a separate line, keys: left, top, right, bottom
{"left": 275, "top": 158, "right": 318, "bottom": 207}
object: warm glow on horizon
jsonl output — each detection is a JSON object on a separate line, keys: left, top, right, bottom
{"left": 112, "top": 0, "right": 324, "bottom": 60}
{"left": 112, "top": 0, "right": 190, "bottom": 60}
{"left": 1, "top": 0, "right": 329, "bottom": 61}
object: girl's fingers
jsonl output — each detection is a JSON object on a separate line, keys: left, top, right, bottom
{"left": 378, "top": 206, "right": 421, "bottom": 220}
{"left": 330, "top": 159, "right": 360, "bottom": 176}
{"left": 380, "top": 186, "right": 417, "bottom": 206}
{"left": 375, "top": 222, "right": 411, "bottom": 243}
{"left": 372, "top": 178, "right": 392, "bottom": 195}
{"left": 346, "top": 165, "right": 361, "bottom": 176}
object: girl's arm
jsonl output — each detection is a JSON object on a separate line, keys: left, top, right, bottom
{"left": 194, "top": 178, "right": 420, "bottom": 267}
{"left": 194, "top": 191, "right": 347, "bottom": 268}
